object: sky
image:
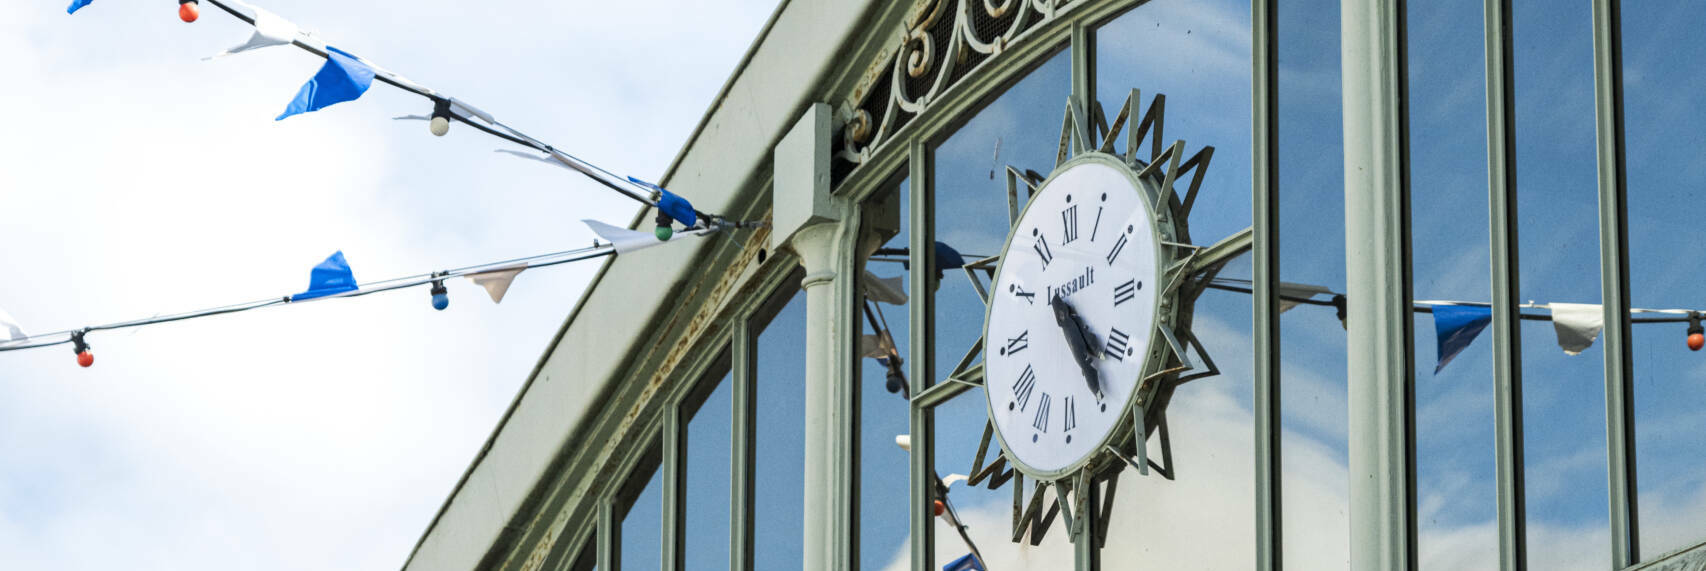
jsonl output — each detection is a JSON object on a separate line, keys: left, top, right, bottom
{"left": 0, "top": 0, "right": 777, "bottom": 569}
{"left": 13, "top": 1, "right": 1706, "bottom": 570}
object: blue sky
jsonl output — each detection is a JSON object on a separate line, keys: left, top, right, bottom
{"left": 13, "top": 1, "right": 1706, "bottom": 570}
{"left": 0, "top": 0, "right": 775, "bottom": 568}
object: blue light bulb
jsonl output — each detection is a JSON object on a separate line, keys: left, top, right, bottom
{"left": 432, "top": 293, "right": 450, "bottom": 311}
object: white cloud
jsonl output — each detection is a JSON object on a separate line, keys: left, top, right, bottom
{"left": 0, "top": 1, "right": 776, "bottom": 569}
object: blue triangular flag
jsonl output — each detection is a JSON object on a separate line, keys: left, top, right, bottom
{"left": 943, "top": 553, "right": 984, "bottom": 571}
{"left": 629, "top": 177, "right": 697, "bottom": 227}
{"left": 67, "top": 0, "right": 93, "bottom": 14}
{"left": 277, "top": 47, "right": 376, "bottom": 121}
{"left": 1433, "top": 304, "right": 1492, "bottom": 373}
{"left": 934, "top": 241, "right": 966, "bottom": 273}
{"left": 293, "top": 251, "right": 359, "bottom": 301}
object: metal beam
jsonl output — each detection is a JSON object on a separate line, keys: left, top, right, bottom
{"left": 731, "top": 321, "right": 755, "bottom": 571}
{"left": 662, "top": 406, "right": 683, "bottom": 571}
{"left": 1592, "top": 0, "right": 1639, "bottom": 565}
{"left": 907, "top": 140, "right": 936, "bottom": 571}
{"left": 1483, "top": 0, "right": 1526, "bottom": 568}
{"left": 1341, "top": 0, "right": 1417, "bottom": 569}
{"left": 1251, "top": 0, "right": 1281, "bottom": 567}
{"left": 597, "top": 498, "right": 616, "bottom": 571}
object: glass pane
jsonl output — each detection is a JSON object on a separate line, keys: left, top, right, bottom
{"left": 754, "top": 290, "right": 807, "bottom": 571}
{"left": 1623, "top": 1, "right": 1706, "bottom": 558}
{"left": 928, "top": 46, "right": 1073, "bottom": 563}
{"left": 684, "top": 365, "right": 733, "bottom": 570}
{"left": 620, "top": 450, "right": 664, "bottom": 571}
{"left": 1405, "top": 0, "right": 1495, "bottom": 566}
{"left": 1512, "top": 2, "right": 1609, "bottom": 567}
{"left": 1094, "top": 1, "right": 1255, "bottom": 566}
{"left": 860, "top": 177, "right": 912, "bottom": 569}
{"left": 1276, "top": 0, "right": 1349, "bottom": 568}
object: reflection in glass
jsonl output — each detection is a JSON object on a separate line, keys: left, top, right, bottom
{"left": 860, "top": 178, "right": 913, "bottom": 569}
{"left": 619, "top": 449, "right": 663, "bottom": 571}
{"left": 684, "top": 366, "right": 732, "bottom": 570}
{"left": 1276, "top": 0, "right": 1349, "bottom": 567}
{"left": 1511, "top": 3, "right": 1609, "bottom": 568}
{"left": 1405, "top": 0, "right": 1494, "bottom": 566}
{"left": 754, "top": 290, "right": 807, "bottom": 571}
{"left": 1094, "top": 1, "right": 1255, "bottom": 566}
{"left": 928, "top": 46, "right": 1072, "bottom": 561}
{"left": 1622, "top": 2, "right": 1706, "bottom": 557}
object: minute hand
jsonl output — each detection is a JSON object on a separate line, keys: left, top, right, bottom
{"left": 1050, "top": 294, "right": 1104, "bottom": 399}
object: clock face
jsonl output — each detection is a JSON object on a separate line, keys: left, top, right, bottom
{"left": 984, "top": 156, "right": 1161, "bottom": 477}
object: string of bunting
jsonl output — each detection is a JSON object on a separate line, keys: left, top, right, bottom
{"left": 1202, "top": 278, "right": 1706, "bottom": 373}
{"left": 0, "top": 222, "right": 714, "bottom": 367}
{"left": 64, "top": 0, "right": 762, "bottom": 240}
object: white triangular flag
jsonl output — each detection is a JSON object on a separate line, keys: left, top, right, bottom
{"left": 859, "top": 332, "right": 896, "bottom": 360}
{"left": 1278, "top": 282, "right": 1333, "bottom": 313}
{"left": 0, "top": 306, "right": 24, "bottom": 343}
{"left": 205, "top": 7, "right": 298, "bottom": 60}
{"left": 1551, "top": 302, "right": 1604, "bottom": 356}
{"left": 862, "top": 270, "right": 908, "bottom": 305}
{"left": 583, "top": 219, "right": 707, "bottom": 254}
{"left": 466, "top": 265, "right": 526, "bottom": 304}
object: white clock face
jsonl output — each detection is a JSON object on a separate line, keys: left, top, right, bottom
{"left": 984, "top": 158, "right": 1160, "bottom": 476}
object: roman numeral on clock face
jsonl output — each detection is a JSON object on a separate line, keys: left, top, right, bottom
{"left": 1106, "top": 233, "right": 1129, "bottom": 265}
{"left": 1003, "top": 330, "right": 1029, "bottom": 356}
{"left": 1062, "top": 396, "right": 1077, "bottom": 432}
{"left": 1061, "top": 205, "right": 1079, "bottom": 244}
{"left": 1113, "top": 279, "right": 1136, "bottom": 306}
{"left": 1033, "top": 236, "right": 1054, "bottom": 268}
{"left": 1032, "top": 393, "right": 1052, "bottom": 432}
{"left": 1091, "top": 206, "right": 1104, "bottom": 241}
{"left": 1105, "top": 327, "right": 1130, "bottom": 361}
{"left": 1012, "top": 365, "right": 1037, "bottom": 411}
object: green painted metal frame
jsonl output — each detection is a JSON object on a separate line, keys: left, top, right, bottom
{"left": 1251, "top": 0, "right": 1280, "bottom": 569}
{"left": 1483, "top": 0, "right": 1526, "bottom": 568}
{"left": 1592, "top": 0, "right": 1639, "bottom": 566}
{"left": 1342, "top": 0, "right": 1417, "bottom": 568}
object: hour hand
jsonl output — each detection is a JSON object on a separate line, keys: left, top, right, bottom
{"left": 1050, "top": 295, "right": 1103, "bottom": 398}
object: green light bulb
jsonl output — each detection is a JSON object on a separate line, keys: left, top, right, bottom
{"left": 655, "top": 226, "right": 674, "bottom": 241}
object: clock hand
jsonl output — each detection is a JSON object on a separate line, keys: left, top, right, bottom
{"left": 1050, "top": 294, "right": 1104, "bottom": 399}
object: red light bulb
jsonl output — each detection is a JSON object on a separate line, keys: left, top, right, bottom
{"left": 77, "top": 350, "right": 94, "bottom": 368}
{"left": 1689, "top": 333, "right": 1703, "bottom": 352}
{"left": 932, "top": 500, "right": 945, "bottom": 517}
{"left": 178, "top": 1, "right": 199, "bottom": 23}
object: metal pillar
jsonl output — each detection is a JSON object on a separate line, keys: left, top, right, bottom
{"left": 907, "top": 141, "right": 936, "bottom": 571}
{"left": 1251, "top": 0, "right": 1281, "bottom": 568}
{"left": 1591, "top": 0, "right": 1639, "bottom": 566}
{"left": 1483, "top": 0, "right": 1526, "bottom": 569}
{"left": 775, "top": 102, "right": 857, "bottom": 571}
{"left": 1341, "top": 0, "right": 1416, "bottom": 569}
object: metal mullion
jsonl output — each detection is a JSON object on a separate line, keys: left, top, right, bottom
{"left": 598, "top": 498, "right": 617, "bottom": 571}
{"left": 1070, "top": 20, "right": 1098, "bottom": 571}
{"left": 1591, "top": 0, "right": 1638, "bottom": 566}
{"left": 1251, "top": 0, "right": 1281, "bottom": 568}
{"left": 908, "top": 140, "right": 936, "bottom": 571}
{"left": 1342, "top": 0, "right": 1417, "bottom": 568}
{"left": 731, "top": 320, "right": 756, "bottom": 571}
{"left": 1483, "top": 0, "right": 1526, "bottom": 568}
{"left": 662, "top": 404, "right": 683, "bottom": 571}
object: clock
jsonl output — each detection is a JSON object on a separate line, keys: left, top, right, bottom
{"left": 983, "top": 153, "right": 1170, "bottom": 479}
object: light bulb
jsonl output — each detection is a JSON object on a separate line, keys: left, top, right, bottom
{"left": 655, "top": 225, "right": 674, "bottom": 241}
{"left": 178, "top": 0, "right": 199, "bottom": 22}
{"left": 77, "top": 350, "right": 94, "bottom": 368}
{"left": 429, "top": 116, "right": 450, "bottom": 137}
{"left": 432, "top": 293, "right": 450, "bottom": 311}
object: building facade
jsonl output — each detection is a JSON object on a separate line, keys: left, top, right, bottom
{"left": 403, "top": 0, "right": 1706, "bottom": 569}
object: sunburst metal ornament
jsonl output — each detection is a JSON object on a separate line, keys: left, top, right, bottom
{"left": 939, "top": 88, "right": 1252, "bottom": 547}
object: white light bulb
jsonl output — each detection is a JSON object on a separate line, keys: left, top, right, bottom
{"left": 429, "top": 116, "right": 450, "bottom": 137}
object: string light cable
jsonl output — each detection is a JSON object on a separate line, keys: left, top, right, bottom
{"left": 0, "top": 229, "right": 710, "bottom": 356}
{"left": 184, "top": 0, "right": 762, "bottom": 233}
